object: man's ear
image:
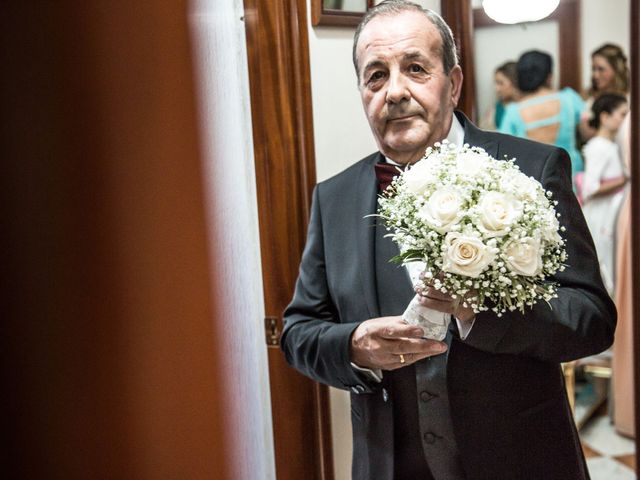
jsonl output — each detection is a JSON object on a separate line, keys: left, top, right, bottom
{"left": 449, "top": 65, "right": 463, "bottom": 107}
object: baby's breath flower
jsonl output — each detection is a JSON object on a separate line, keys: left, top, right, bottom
{"left": 376, "top": 143, "right": 567, "bottom": 315}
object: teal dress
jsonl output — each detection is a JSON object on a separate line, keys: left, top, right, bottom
{"left": 499, "top": 88, "right": 585, "bottom": 184}
{"left": 494, "top": 101, "right": 506, "bottom": 130}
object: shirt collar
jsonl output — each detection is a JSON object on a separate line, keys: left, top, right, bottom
{"left": 385, "top": 114, "right": 464, "bottom": 165}
{"left": 446, "top": 114, "right": 465, "bottom": 147}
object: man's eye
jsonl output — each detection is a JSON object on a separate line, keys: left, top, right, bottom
{"left": 367, "top": 71, "right": 385, "bottom": 84}
{"left": 409, "top": 64, "right": 425, "bottom": 73}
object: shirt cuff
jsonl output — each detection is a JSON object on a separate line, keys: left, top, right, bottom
{"left": 350, "top": 362, "right": 383, "bottom": 383}
{"left": 455, "top": 315, "right": 476, "bottom": 340}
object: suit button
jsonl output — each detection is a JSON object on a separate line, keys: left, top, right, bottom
{"left": 420, "top": 391, "right": 436, "bottom": 402}
{"left": 423, "top": 432, "right": 436, "bottom": 444}
{"left": 350, "top": 386, "right": 360, "bottom": 394}
{"left": 356, "top": 384, "right": 365, "bottom": 393}
{"left": 382, "top": 388, "right": 389, "bottom": 402}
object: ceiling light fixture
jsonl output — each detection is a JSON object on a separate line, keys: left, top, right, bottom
{"left": 482, "top": 0, "right": 560, "bottom": 24}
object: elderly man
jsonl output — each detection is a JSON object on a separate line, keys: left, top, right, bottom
{"left": 281, "top": 1, "right": 615, "bottom": 479}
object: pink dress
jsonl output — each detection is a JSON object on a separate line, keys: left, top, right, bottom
{"left": 612, "top": 113, "right": 634, "bottom": 438}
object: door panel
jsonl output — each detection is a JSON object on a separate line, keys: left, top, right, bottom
{"left": 243, "top": 0, "right": 334, "bottom": 478}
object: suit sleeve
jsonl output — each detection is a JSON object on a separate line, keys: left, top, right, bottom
{"left": 461, "top": 147, "right": 617, "bottom": 362}
{"left": 280, "top": 186, "right": 379, "bottom": 393}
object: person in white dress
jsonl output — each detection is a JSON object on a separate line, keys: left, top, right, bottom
{"left": 581, "top": 93, "right": 629, "bottom": 295}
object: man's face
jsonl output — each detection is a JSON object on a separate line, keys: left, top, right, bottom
{"left": 356, "top": 12, "right": 462, "bottom": 164}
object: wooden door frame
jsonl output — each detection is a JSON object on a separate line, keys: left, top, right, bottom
{"left": 631, "top": 0, "right": 640, "bottom": 469}
{"left": 242, "top": 0, "right": 334, "bottom": 478}
{"left": 441, "top": 0, "right": 477, "bottom": 121}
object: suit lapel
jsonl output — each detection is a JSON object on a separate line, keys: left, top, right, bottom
{"left": 456, "top": 111, "right": 501, "bottom": 160}
{"left": 355, "top": 153, "right": 383, "bottom": 319}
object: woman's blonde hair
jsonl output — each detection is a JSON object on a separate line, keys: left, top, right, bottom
{"left": 589, "top": 43, "right": 629, "bottom": 97}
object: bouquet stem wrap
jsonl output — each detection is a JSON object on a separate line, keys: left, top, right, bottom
{"left": 402, "top": 294, "right": 450, "bottom": 341}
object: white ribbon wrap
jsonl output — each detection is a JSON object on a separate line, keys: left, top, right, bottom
{"left": 402, "top": 294, "right": 450, "bottom": 341}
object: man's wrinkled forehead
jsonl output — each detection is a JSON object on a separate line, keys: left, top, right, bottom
{"left": 355, "top": 12, "right": 443, "bottom": 75}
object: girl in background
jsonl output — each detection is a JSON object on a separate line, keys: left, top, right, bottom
{"left": 480, "top": 61, "right": 520, "bottom": 131}
{"left": 581, "top": 93, "right": 629, "bottom": 295}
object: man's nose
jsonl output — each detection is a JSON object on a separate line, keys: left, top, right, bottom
{"left": 385, "top": 71, "right": 410, "bottom": 104}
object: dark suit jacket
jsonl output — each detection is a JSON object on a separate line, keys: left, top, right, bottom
{"left": 281, "top": 112, "right": 616, "bottom": 480}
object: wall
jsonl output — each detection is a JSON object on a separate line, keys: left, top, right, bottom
{"left": 307, "top": 25, "right": 376, "bottom": 182}
{"left": 581, "top": 0, "right": 631, "bottom": 92}
{"left": 189, "top": 1, "right": 276, "bottom": 479}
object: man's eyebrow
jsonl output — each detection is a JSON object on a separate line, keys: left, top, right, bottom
{"left": 403, "top": 51, "right": 434, "bottom": 67}
{"left": 362, "top": 59, "right": 387, "bottom": 74}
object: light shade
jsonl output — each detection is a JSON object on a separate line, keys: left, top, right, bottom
{"left": 482, "top": 0, "right": 560, "bottom": 24}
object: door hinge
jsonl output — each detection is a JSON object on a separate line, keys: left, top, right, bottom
{"left": 265, "top": 316, "right": 281, "bottom": 346}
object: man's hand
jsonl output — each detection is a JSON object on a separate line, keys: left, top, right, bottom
{"left": 417, "top": 283, "right": 475, "bottom": 322}
{"left": 350, "top": 316, "right": 448, "bottom": 370}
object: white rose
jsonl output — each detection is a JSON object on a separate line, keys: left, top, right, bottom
{"left": 418, "top": 187, "right": 463, "bottom": 233}
{"left": 442, "top": 232, "right": 495, "bottom": 278}
{"left": 477, "top": 191, "right": 523, "bottom": 237}
{"left": 455, "top": 150, "right": 488, "bottom": 176}
{"left": 503, "top": 237, "right": 543, "bottom": 276}
{"left": 541, "top": 210, "right": 562, "bottom": 243}
{"left": 403, "top": 159, "right": 438, "bottom": 195}
{"left": 508, "top": 172, "right": 539, "bottom": 201}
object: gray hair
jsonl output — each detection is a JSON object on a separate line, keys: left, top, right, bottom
{"left": 352, "top": 0, "right": 458, "bottom": 80}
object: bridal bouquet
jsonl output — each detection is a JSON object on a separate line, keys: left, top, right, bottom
{"left": 377, "top": 142, "right": 567, "bottom": 340}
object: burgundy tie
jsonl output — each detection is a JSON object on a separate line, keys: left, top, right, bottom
{"left": 374, "top": 162, "right": 405, "bottom": 193}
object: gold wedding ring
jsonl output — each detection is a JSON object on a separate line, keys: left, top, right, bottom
{"left": 399, "top": 354, "right": 406, "bottom": 364}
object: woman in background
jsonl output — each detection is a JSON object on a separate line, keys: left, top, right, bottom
{"left": 581, "top": 93, "right": 629, "bottom": 295}
{"left": 500, "top": 50, "right": 584, "bottom": 188}
{"left": 612, "top": 101, "right": 634, "bottom": 439}
{"left": 579, "top": 43, "right": 630, "bottom": 143}
{"left": 480, "top": 61, "right": 520, "bottom": 131}
{"left": 578, "top": 44, "right": 633, "bottom": 438}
